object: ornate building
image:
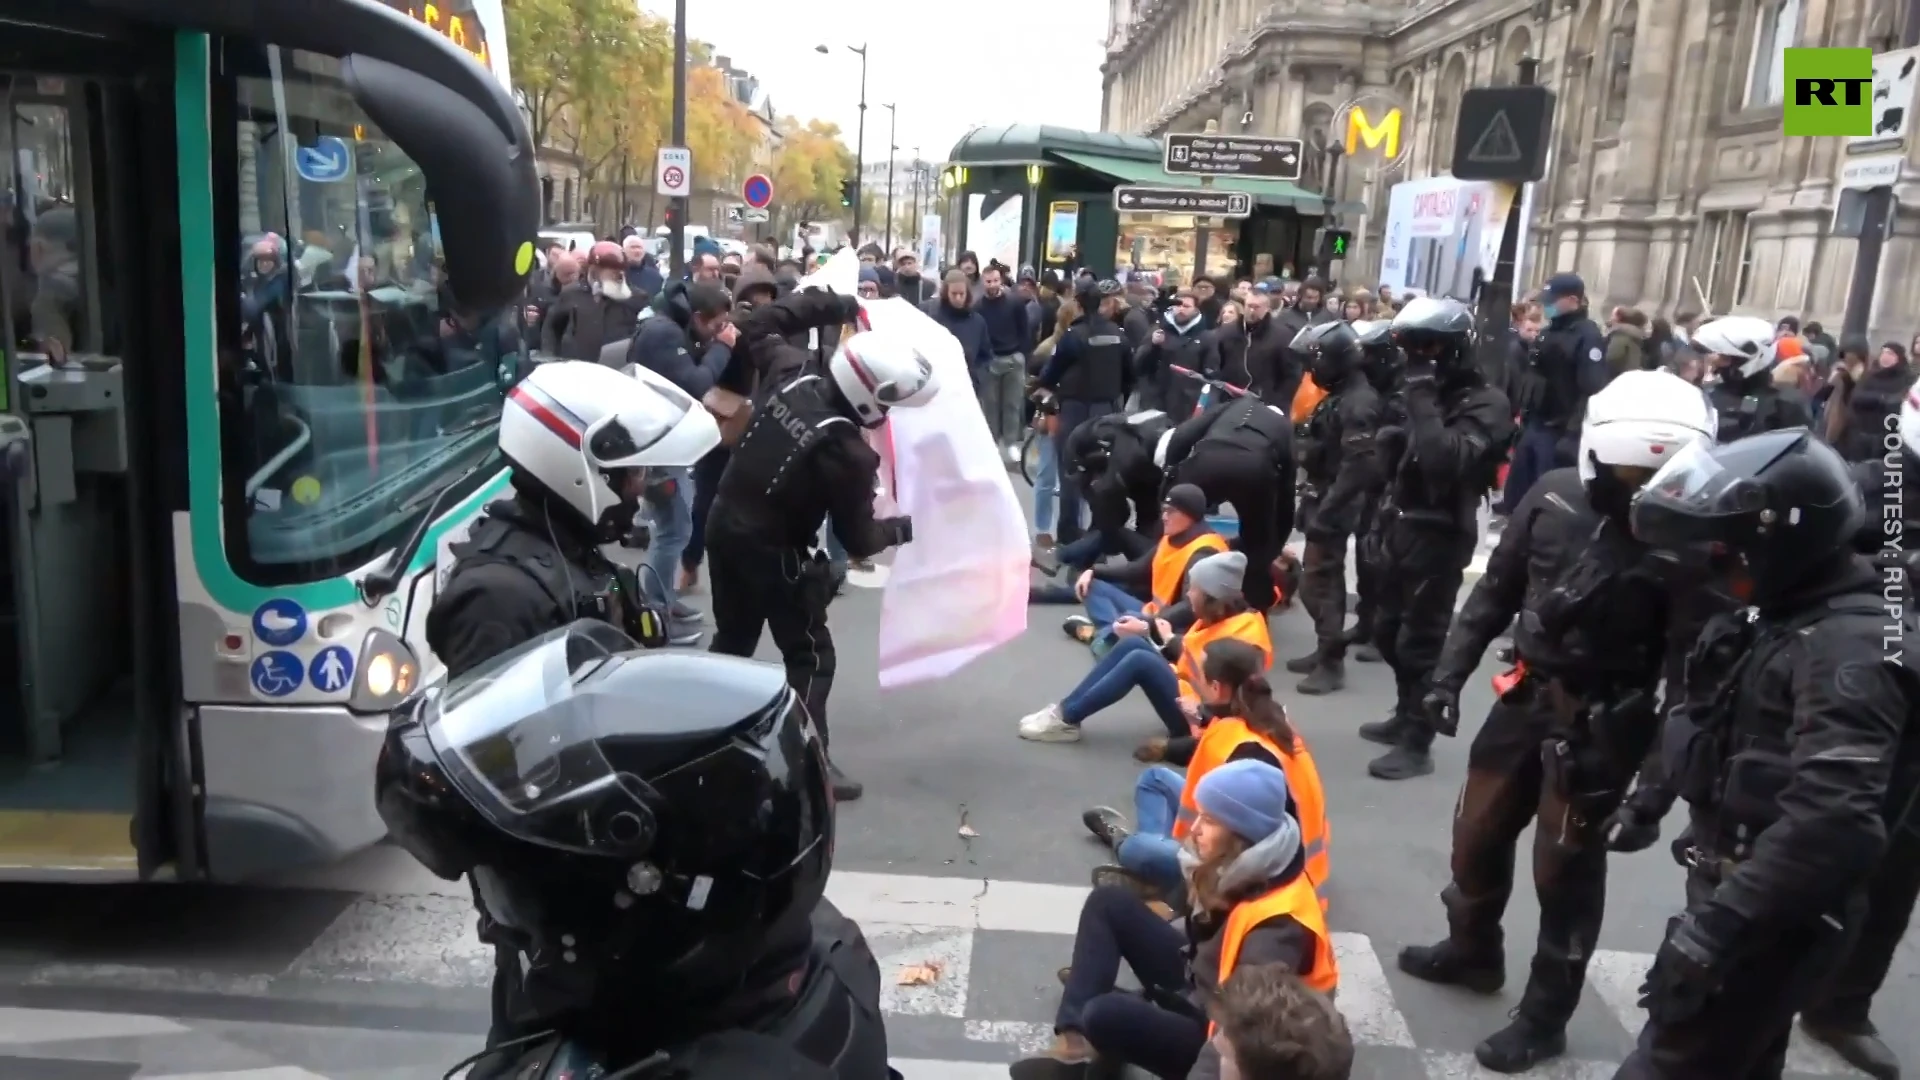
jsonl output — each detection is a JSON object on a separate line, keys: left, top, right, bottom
{"left": 1100, "top": 0, "right": 1914, "bottom": 338}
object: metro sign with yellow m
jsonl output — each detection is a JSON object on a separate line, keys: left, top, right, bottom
{"left": 1346, "top": 106, "right": 1403, "bottom": 159}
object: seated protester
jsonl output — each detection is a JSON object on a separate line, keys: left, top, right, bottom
{"left": 1062, "top": 483, "right": 1227, "bottom": 654}
{"left": 1082, "top": 638, "right": 1321, "bottom": 900}
{"left": 1020, "top": 553, "right": 1267, "bottom": 744}
{"left": 1010, "top": 760, "right": 1336, "bottom": 1080}
{"left": 1211, "top": 964, "right": 1355, "bottom": 1080}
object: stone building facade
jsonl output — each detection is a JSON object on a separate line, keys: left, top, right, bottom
{"left": 1100, "top": 0, "right": 1916, "bottom": 341}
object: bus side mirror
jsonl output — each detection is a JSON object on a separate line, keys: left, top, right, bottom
{"left": 343, "top": 54, "right": 540, "bottom": 316}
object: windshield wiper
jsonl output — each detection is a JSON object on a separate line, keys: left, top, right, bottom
{"left": 438, "top": 405, "right": 499, "bottom": 437}
{"left": 358, "top": 460, "right": 490, "bottom": 604}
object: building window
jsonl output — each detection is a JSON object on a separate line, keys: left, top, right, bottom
{"left": 1732, "top": 213, "right": 1756, "bottom": 306}
{"left": 1745, "top": 0, "right": 1799, "bottom": 107}
{"left": 1603, "top": 3, "right": 1638, "bottom": 124}
{"left": 1700, "top": 210, "right": 1754, "bottom": 311}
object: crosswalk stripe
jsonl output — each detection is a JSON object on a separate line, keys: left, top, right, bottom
{"left": 145, "top": 1071, "right": 331, "bottom": 1079}
{"left": 0, "top": 1003, "right": 187, "bottom": 1042}
{"left": 1333, "top": 932, "right": 1416, "bottom": 1048}
{"left": 1419, "top": 1051, "right": 1618, "bottom": 1079}
{"left": 895, "top": 1060, "right": 1015, "bottom": 1080}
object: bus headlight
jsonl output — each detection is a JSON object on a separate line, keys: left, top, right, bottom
{"left": 351, "top": 629, "right": 420, "bottom": 713}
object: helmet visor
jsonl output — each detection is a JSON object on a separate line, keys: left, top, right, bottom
{"left": 420, "top": 621, "right": 658, "bottom": 857}
{"left": 1630, "top": 436, "right": 1784, "bottom": 549}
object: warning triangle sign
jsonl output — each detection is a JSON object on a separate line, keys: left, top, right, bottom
{"left": 1467, "top": 110, "right": 1524, "bottom": 163}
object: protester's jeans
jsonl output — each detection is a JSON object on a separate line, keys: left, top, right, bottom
{"left": 644, "top": 467, "right": 692, "bottom": 608}
{"left": 1060, "top": 636, "right": 1186, "bottom": 736}
{"left": 1116, "top": 765, "right": 1186, "bottom": 891}
{"left": 1082, "top": 578, "right": 1146, "bottom": 633}
{"left": 984, "top": 353, "right": 1027, "bottom": 447}
{"left": 1030, "top": 532, "right": 1111, "bottom": 605}
{"left": 1056, "top": 886, "right": 1208, "bottom": 1079}
{"left": 1053, "top": 398, "right": 1118, "bottom": 544}
{"left": 1033, "top": 434, "right": 1059, "bottom": 535}
{"left": 824, "top": 521, "right": 848, "bottom": 577}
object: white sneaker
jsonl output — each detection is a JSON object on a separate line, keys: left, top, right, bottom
{"left": 1005, "top": 445, "right": 1021, "bottom": 464}
{"left": 1018, "top": 704, "right": 1081, "bottom": 742}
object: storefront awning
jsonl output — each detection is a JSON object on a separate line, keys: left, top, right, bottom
{"left": 1049, "top": 149, "right": 1363, "bottom": 216}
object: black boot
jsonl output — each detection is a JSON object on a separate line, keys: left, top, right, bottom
{"left": 1799, "top": 1016, "right": 1901, "bottom": 1080}
{"left": 1369, "top": 740, "right": 1435, "bottom": 780}
{"left": 1296, "top": 659, "right": 1345, "bottom": 695}
{"left": 828, "top": 760, "right": 863, "bottom": 801}
{"left": 1357, "top": 710, "right": 1407, "bottom": 745}
{"left": 1475, "top": 1011, "right": 1567, "bottom": 1073}
{"left": 1397, "top": 938, "right": 1505, "bottom": 994}
{"left": 1354, "top": 642, "right": 1383, "bottom": 662}
{"left": 1284, "top": 650, "right": 1320, "bottom": 675}
{"left": 1081, "top": 806, "right": 1132, "bottom": 849}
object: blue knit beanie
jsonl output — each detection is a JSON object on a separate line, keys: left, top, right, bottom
{"left": 1194, "top": 759, "right": 1293, "bottom": 843}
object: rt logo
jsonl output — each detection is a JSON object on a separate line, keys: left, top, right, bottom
{"left": 1783, "top": 48, "right": 1875, "bottom": 136}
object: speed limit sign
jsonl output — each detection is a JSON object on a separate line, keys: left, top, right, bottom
{"left": 656, "top": 146, "right": 691, "bottom": 197}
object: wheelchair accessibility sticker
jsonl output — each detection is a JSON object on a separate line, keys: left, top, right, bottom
{"left": 250, "top": 651, "right": 304, "bottom": 697}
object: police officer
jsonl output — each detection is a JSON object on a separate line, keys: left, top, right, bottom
{"left": 1361, "top": 298, "right": 1515, "bottom": 781}
{"left": 1283, "top": 320, "right": 1383, "bottom": 695}
{"left": 1619, "top": 429, "right": 1914, "bottom": 1079}
{"left": 1396, "top": 371, "right": 1716, "bottom": 1073}
{"left": 1159, "top": 376, "right": 1296, "bottom": 612}
{"left": 1505, "top": 273, "right": 1608, "bottom": 511}
{"left": 425, "top": 359, "right": 724, "bottom": 1058}
{"left": 1691, "top": 315, "right": 1812, "bottom": 441}
{"left": 1042, "top": 407, "right": 1173, "bottom": 573}
{"left": 705, "top": 313, "right": 936, "bottom": 802}
{"left": 1795, "top": 397, "right": 1920, "bottom": 1079}
{"left": 377, "top": 625, "right": 893, "bottom": 1080}
{"left": 1346, "top": 318, "right": 1404, "bottom": 664}
{"left": 1038, "top": 278, "right": 1130, "bottom": 544}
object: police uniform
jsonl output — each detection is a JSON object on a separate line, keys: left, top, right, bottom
{"left": 425, "top": 495, "right": 637, "bottom": 1054}
{"left": 1507, "top": 308, "right": 1606, "bottom": 508}
{"left": 1363, "top": 366, "right": 1513, "bottom": 778}
{"left": 1707, "top": 374, "right": 1812, "bottom": 442}
{"left": 1046, "top": 307, "right": 1129, "bottom": 544}
{"left": 1160, "top": 395, "right": 1296, "bottom": 611}
{"left": 1062, "top": 410, "right": 1170, "bottom": 560}
{"left": 1290, "top": 363, "right": 1383, "bottom": 688}
{"left": 705, "top": 370, "right": 905, "bottom": 790}
{"left": 1399, "top": 467, "right": 1684, "bottom": 1069}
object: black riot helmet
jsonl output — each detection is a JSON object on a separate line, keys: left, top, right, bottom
{"left": 1389, "top": 297, "right": 1476, "bottom": 372}
{"left": 1631, "top": 428, "right": 1864, "bottom": 603}
{"left": 376, "top": 622, "right": 832, "bottom": 1026}
{"left": 1291, "top": 320, "right": 1362, "bottom": 388}
{"left": 1353, "top": 318, "right": 1402, "bottom": 390}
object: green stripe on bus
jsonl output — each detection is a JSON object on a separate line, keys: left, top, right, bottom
{"left": 173, "top": 32, "right": 507, "bottom": 616}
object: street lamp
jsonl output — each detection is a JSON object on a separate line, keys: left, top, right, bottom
{"left": 883, "top": 103, "right": 898, "bottom": 253}
{"left": 816, "top": 43, "right": 868, "bottom": 247}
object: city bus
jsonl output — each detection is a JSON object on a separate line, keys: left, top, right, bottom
{"left": 0, "top": 0, "right": 537, "bottom": 880}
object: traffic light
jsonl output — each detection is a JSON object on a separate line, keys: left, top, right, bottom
{"left": 663, "top": 203, "right": 682, "bottom": 230}
{"left": 839, "top": 179, "right": 857, "bottom": 207}
{"left": 1317, "top": 228, "right": 1353, "bottom": 264}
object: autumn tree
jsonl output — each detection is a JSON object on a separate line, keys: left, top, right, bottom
{"left": 683, "top": 65, "right": 761, "bottom": 193}
{"left": 503, "top": 0, "right": 645, "bottom": 154}
{"left": 767, "top": 117, "right": 855, "bottom": 235}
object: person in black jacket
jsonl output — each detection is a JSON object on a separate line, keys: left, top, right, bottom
{"left": 1240, "top": 286, "right": 1297, "bottom": 405}
{"left": 1039, "top": 279, "right": 1132, "bottom": 545}
{"left": 1133, "top": 290, "right": 1209, "bottom": 416}
{"left": 1395, "top": 371, "right": 1716, "bottom": 1073}
{"left": 1504, "top": 274, "right": 1608, "bottom": 513}
{"left": 1690, "top": 315, "right": 1814, "bottom": 442}
{"left": 1160, "top": 391, "right": 1296, "bottom": 613}
{"left": 1831, "top": 342, "right": 1914, "bottom": 462}
{"left": 1199, "top": 300, "right": 1251, "bottom": 387}
{"left": 425, "top": 359, "right": 722, "bottom": 1065}
{"left": 1283, "top": 321, "right": 1383, "bottom": 696}
{"left": 1361, "top": 298, "right": 1516, "bottom": 781}
{"left": 1618, "top": 430, "right": 1913, "bottom": 1080}
{"left": 705, "top": 299, "right": 933, "bottom": 802}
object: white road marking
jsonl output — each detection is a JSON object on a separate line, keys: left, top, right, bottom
{"left": 1333, "top": 931, "right": 1417, "bottom": 1048}
{"left": 0, "top": 1004, "right": 188, "bottom": 1042}
{"left": 1421, "top": 1050, "right": 1619, "bottom": 1079}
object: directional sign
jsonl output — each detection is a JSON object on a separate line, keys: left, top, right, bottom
{"left": 1113, "top": 186, "right": 1254, "bottom": 217}
{"left": 742, "top": 173, "right": 774, "bottom": 209}
{"left": 1450, "top": 85, "right": 1555, "bottom": 182}
{"left": 744, "top": 207, "right": 771, "bottom": 222}
{"left": 1163, "top": 133, "right": 1303, "bottom": 182}
{"left": 656, "top": 146, "right": 692, "bottom": 198}
{"left": 293, "top": 137, "right": 352, "bottom": 183}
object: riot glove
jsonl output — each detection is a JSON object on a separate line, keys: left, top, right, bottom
{"left": 1421, "top": 683, "right": 1462, "bottom": 737}
{"left": 878, "top": 515, "right": 914, "bottom": 547}
{"left": 1639, "top": 906, "right": 1740, "bottom": 1024}
{"left": 1603, "top": 788, "right": 1666, "bottom": 852}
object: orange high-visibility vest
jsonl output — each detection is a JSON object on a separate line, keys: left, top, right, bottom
{"left": 1175, "top": 720, "right": 1330, "bottom": 896}
{"left": 1144, "top": 531, "right": 1229, "bottom": 615}
{"left": 1213, "top": 876, "right": 1339, "bottom": 1021}
{"left": 1291, "top": 374, "right": 1328, "bottom": 424}
{"left": 1173, "top": 611, "right": 1271, "bottom": 703}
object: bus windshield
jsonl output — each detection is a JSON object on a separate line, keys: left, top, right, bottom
{"left": 218, "top": 39, "right": 517, "bottom": 584}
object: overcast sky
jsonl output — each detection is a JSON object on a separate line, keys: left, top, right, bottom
{"left": 635, "top": 0, "right": 1108, "bottom": 162}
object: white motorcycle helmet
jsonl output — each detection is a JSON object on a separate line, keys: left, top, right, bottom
{"left": 499, "top": 360, "right": 721, "bottom": 535}
{"left": 1689, "top": 315, "right": 1779, "bottom": 382}
{"left": 828, "top": 326, "right": 939, "bottom": 428}
{"left": 1578, "top": 369, "right": 1716, "bottom": 487}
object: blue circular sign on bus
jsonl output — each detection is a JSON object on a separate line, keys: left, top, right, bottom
{"left": 742, "top": 174, "right": 773, "bottom": 209}
{"left": 251, "top": 598, "right": 307, "bottom": 647}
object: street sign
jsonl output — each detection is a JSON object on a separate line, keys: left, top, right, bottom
{"left": 1162, "top": 133, "right": 1303, "bottom": 182}
{"left": 1113, "top": 186, "right": 1254, "bottom": 217}
{"left": 742, "top": 173, "right": 774, "bottom": 209}
{"left": 656, "top": 146, "right": 692, "bottom": 198}
{"left": 1854, "top": 46, "right": 1919, "bottom": 148}
{"left": 1449, "top": 85, "right": 1555, "bottom": 182}
{"left": 743, "top": 207, "right": 771, "bottom": 222}
{"left": 725, "top": 205, "right": 743, "bottom": 223}
{"left": 1841, "top": 151, "right": 1904, "bottom": 190}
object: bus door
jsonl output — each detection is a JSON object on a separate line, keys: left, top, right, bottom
{"left": 0, "top": 12, "right": 188, "bottom": 878}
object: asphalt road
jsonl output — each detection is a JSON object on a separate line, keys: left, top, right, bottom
{"left": 0, "top": 515, "right": 1904, "bottom": 1078}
